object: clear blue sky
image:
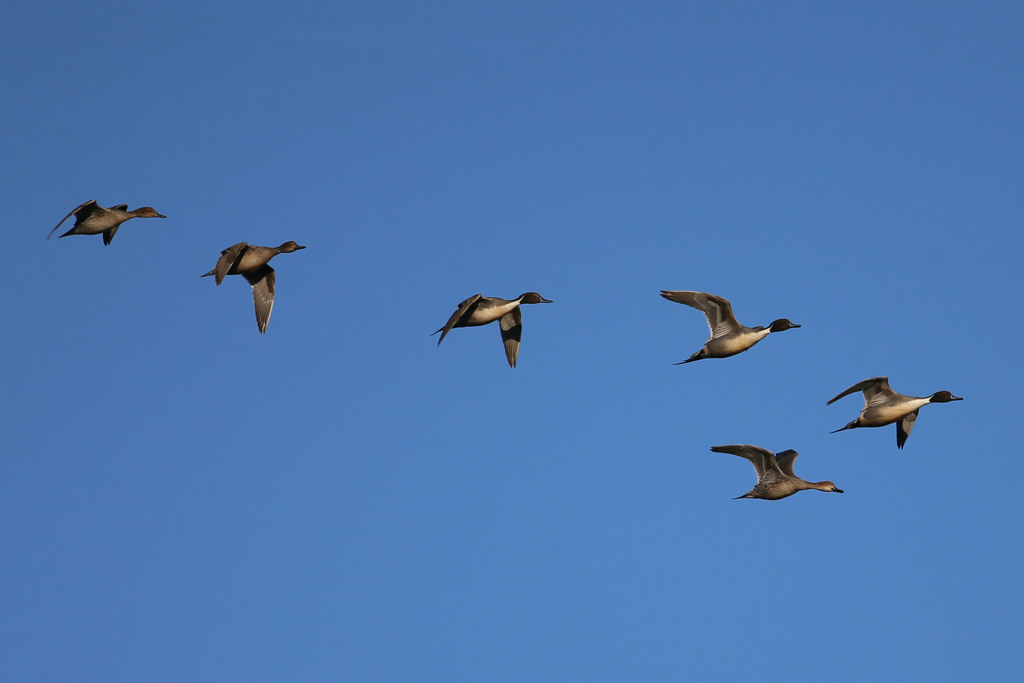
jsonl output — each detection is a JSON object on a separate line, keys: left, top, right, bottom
{"left": 3, "top": 1, "right": 1021, "bottom": 680}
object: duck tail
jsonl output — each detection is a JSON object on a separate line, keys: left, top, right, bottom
{"left": 673, "top": 349, "right": 706, "bottom": 365}
{"left": 830, "top": 420, "right": 858, "bottom": 434}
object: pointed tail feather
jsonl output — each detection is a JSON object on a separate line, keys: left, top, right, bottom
{"left": 830, "top": 421, "right": 858, "bottom": 434}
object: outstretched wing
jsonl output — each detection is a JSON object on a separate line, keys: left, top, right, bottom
{"left": 660, "top": 291, "right": 741, "bottom": 338}
{"left": 897, "top": 410, "right": 918, "bottom": 449}
{"left": 47, "top": 199, "right": 97, "bottom": 239}
{"left": 433, "top": 293, "right": 482, "bottom": 345}
{"left": 243, "top": 265, "right": 275, "bottom": 333}
{"left": 774, "top": 449, "right": 800, "bottom": 477}
{"left": 827, "top": 377, "right": 896, "bottom": 408}
{"left": 710, "top": 444, "right": 780, "bottom": 479}
{"left": 499, "top": 307, "right": 522, "bottom": 368}
{"left": 207, "top": 242, "right": 248, "bottom": 285}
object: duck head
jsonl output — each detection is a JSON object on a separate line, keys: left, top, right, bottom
{"left": 134, "top": 207, "right": 166, "bottom": 218}
{"left": 768, "top": 318, "right": 800, "bottom": 332}
{"left": 520, "top": 292, "right": 552, "bottom": 304}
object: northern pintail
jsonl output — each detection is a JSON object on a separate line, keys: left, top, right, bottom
{"left": 202, "top": 241, "right": 306, "bottom": 333}
{"left": 660, "top": 291, "right": 800, "bottom": 364}
{"left": 711, "top": 444, "right": 844, "bottom": 500}
{"left": 48, "top": 199, "right": 166, "bottom": 245}
{"left": 827, "top": 377, "right": 963, "bottom": 449}
{"left": 433, "top": 292, "right": 552, "bottom": 368}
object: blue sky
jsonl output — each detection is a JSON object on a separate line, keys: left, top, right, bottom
{"left": 3, "top": 1, "right": 1022, "bottom": 680}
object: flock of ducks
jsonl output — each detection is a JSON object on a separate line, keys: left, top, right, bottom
{"left": 49, "top": 198, "right": 964, "bottom": 500}
{"left": 429, "top": 284, "right": 962, "bottom": 501}
{"left": 48, "top": 199, "right": 305, "bottom": 334}
{"left": 661, "top": 291, "right": 962, "bottom": 499}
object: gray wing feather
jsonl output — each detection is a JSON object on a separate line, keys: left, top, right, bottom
{"left": 711, "top": 444, "right": 781, "bottom": 479}
{"left": 897, "top": 410, "right": 918, "bottom": 449}
{"left": 47, "top": 199, "right": 97, "bottom": 239}
{"left": 661, "top": 291, "right": 741, "bottom": 338}
{"left": 209, "top": 242, "right": 248, "bottom": 285}
{"left": 435, "top": 293, "right": 482, "bottom": 345}
{"left": 862, "top": 378, "right": 900, "bottom": 407}
{"left": 827, "top": 377, "right": 893, "bottom": 406}
{"left": 244, "top": 265, "right": 275, "bottom": 333}
{"left": 774, "top": 449, "right": 800, "bottom": 477}
{"left": 499, "top": 307, "right": 522, "bottom": 368}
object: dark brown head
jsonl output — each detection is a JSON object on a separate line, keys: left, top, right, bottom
{"left": 929, "top": 391, "right": 963, "bottom": 403}
{"left": 134, "top": 207, "right": 166, "bottom": 218}
{"left": 519, "top": 292, "right": 552, "bottom": 304}
{"left": 278, "top": 241, "right": 306, "bottom": 252}
{"left": 768, "top": 318, "right": 800, "bottom": 332}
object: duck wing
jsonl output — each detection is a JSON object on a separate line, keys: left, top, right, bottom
{"left": 203, "top": 242, "right": 248, "bottom": 285}
{"left": 661, "top": 291, "right": 741, "bottom": 338}
{"left": 243, "top": 265, "right": 275, "bottom": 334}
{"left": 827, "top": 377, "right": 897, "bottom": 407}
{"left": 897, "top": 410, "right": 918, "bottom": 449}
{"left": 774, "top": 449, "right": 800, "bottom": 477}
{"left": 711, "top": 444, "right": 781, "bottom": 480}
{"left": 433, "top": 293, "right": 482, "bottom": 345}
{"left": 47, "top": 199, "right": 97, "bottom": 239}
{"left": 499, "top": 306, "right": 522, "bottom": 368}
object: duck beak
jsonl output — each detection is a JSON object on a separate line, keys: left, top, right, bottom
{"left": 295, "top": 245, "right": 307, "bottom": 250}
{"left": 951, "top": 395, "right": 963, "bottom": 401}
{"left": 156, "top": 212, "right": 167, "bottom": 218}
{"left": 833, "top": 487, "right": 844, "bottom": 494}
{"left": 541, "top": 297, "right": 553, "bottom": 303}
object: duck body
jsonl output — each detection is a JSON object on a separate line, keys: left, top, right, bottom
{"left": 827, "top": 377, "right": 963, "bottom": 448}
{"left": 433, "top": 292, "right": 552, "bottom": 368}
{"left": 711, "top": 444, "right": 843, "bottom": 500}
{"left": 449, "top": 296, "right": 525, "bottom": 328}
{"left": 48, "top": 199, "right": 166, "bottom": 245}
{"left": 660, "top": 291, "right": 799, "bottom": 364}
{"left": 210, "top": 244, "right": 291, "bottom": 280}
{"left": 202, "top": 241, "right": 306, "bottom": 333}
{"left": 701, "top": 327, "right": 773, "bottom": 359}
